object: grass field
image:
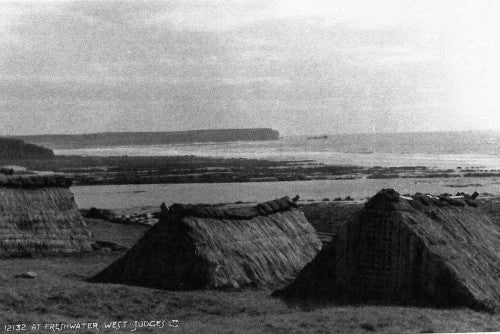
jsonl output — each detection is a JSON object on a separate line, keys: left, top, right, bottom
{"left": 1, "top": 252, "right": 499, "bottom": 333}
{"left": 0, "top": 216, "right": 498, "bottom": 334}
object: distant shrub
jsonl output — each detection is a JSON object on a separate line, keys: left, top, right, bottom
{"left": 81, "top": 207, "right": 116, "bottom": 221}
{"left": 360, "top": 323, "right": 376, "bottom": 331}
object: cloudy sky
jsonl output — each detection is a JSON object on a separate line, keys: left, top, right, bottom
{"left": 1, "top": 0, "right": 499, "bottom": 136}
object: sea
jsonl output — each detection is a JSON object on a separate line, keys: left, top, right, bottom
{"left": 64, "top": 131, "right": 500, "bottom": 208}
{"left": 58, "top": 131, "right": 500, "bottom": 169}
{"left": 72, "top": 177, "right": 500, "bottom": 209}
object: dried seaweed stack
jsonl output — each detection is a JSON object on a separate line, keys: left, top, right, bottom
{"left": 0, "top": 175, "right": 93, "bottom": 257}
{"left": 90, "top": 197, "right": 322, "bottom": 290}
{"left": 275, "top": 189, "right": 500, "bottom": 313}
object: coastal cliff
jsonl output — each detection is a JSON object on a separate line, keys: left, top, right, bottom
{"left": 15, "top": 128, "right": 280, "bottom": 150}
{"left": 0, "top": 138, "right": 54, "bottom": 160}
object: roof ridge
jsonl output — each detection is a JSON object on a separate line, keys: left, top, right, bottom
{"left": 169, "top": 196, "right": 298, "bottom": 219}
{"left": 364, "top": 189, "right": 480, "bottom": 212}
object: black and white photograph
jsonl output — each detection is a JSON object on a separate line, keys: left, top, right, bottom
{"left": 0, "top": 1, "right": 499, "bottom": 333}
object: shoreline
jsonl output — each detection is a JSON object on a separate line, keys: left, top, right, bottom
{"left": 71, "top": 177, "right": 500, "bottom": 211}
{"left": 3, "top": 154, "right": 500, "bottom": 186}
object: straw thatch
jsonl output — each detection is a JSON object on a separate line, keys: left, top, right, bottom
{"left": 0, "top": 175, "right": 93, "bottom": 257}
{"left": 90, "top": 197, "right": 322, "bottom": 290}
{"left": 275, "top": 189, "right": 500, "bottom": 313}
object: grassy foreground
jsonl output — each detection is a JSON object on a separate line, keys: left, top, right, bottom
{"left": 0, "top": 218, "right": 498, "bottom": 334}
{"left": 1, "top": 253, "right": 499, "bottom": 334}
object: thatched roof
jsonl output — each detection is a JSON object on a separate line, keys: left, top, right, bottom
{"left": 275, "top": 189, "right": 500, "bottom": 313}
{"left": 0, "top": 175, "right": 93, "bottom": 257}
{"left": 90, "top": 197, "right": 322, "bottom": 290}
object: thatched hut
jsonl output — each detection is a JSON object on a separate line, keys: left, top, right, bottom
{"left": 0, "top": 175, "right": 93, "bottom": 257}
{"left": 275, "top": 189, "right": 500, "bottom": 313}
{"left": 90, "top": 197, "right": 322, "bottom": 290}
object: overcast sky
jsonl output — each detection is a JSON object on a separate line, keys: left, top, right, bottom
{"left": 1, "top": 0, "right": 499, "bottom": 136}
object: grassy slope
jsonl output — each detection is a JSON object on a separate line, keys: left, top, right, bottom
{"left": 0, "top": 253, "right": 498, "bottom": 333}
{"left": 0, "top": 217, "right": 498, "bottom": 333}
{"left": 84, "top": 218, "right": 148, "bottom": 248}
{"left": 300, "top": 202, "right": 363, "bottom": 234}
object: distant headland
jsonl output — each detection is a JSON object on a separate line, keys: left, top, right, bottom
{"left": 13, "top": 128, "right": 280, "bottom": 150}
{"left": 0, "top": 138, "right": 54, "bottom": 160}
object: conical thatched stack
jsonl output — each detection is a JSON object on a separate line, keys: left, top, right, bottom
{"left": 0, "top": 175, "right": 93, "bottom": 257}
{"left": 275, "top": 189, "right": 500, "bottom": 313}
{"left": 90, "top": 197, "right": 322, "bottom": 290}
